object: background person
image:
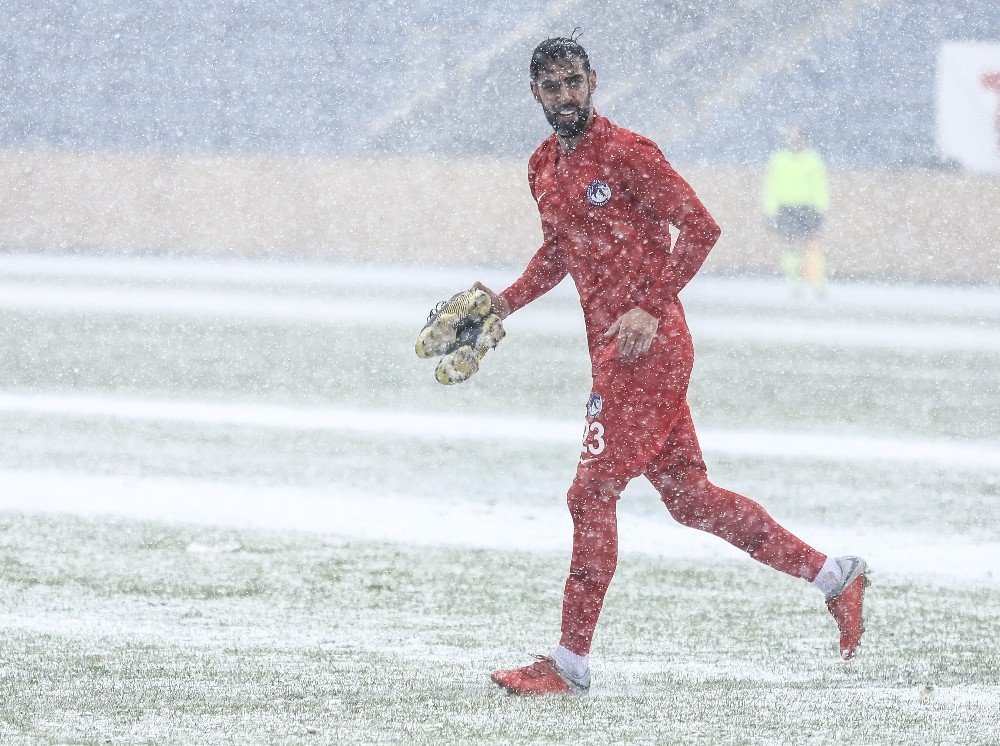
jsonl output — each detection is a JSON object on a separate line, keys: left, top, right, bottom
{"left": 764, "top": 128, "right": 829, "bottom": 295}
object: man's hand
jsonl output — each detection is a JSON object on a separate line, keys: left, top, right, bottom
{"left": 471, "top": 281, "right": 511, "bottom": 319}
{"left": 603, "top": 307, "right": 658, "bottom": 359}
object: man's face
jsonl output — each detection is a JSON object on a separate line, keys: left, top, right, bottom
{"left": 531, "top": 56, "right": 597, "bottom": 138}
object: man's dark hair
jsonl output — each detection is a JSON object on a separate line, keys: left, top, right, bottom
{"left": 529, "top": 31, "right": 590, "bottom": 80}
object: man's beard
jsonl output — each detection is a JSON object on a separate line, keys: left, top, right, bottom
{"left": 544, "top": 99, "right": 591, "bottom": 137}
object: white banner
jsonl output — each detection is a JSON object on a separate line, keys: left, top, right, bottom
{"left": 936, "top": 41, "right": 1000, "bottom": 173}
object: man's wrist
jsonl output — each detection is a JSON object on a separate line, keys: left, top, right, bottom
{"left": 495, "top": 291, "right": 513, "bottom": 319}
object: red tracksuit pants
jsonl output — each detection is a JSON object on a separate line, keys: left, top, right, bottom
{"left": 562, "top": 331, "right": 826, "bottom": 655}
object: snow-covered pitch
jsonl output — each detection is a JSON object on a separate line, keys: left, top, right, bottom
{"left": 0, "top": 254, "right": 997, "bottom": 743}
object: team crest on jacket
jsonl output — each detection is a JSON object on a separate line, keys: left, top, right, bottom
{"left": 586, "top": 179, "right": 612, "bottom": 206}
{"left": 586, "top": 392, "right": 603, "bottom": 419}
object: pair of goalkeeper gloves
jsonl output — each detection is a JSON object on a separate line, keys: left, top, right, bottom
{"left": 414, "top": 288, "right": 505, "bottom": 384}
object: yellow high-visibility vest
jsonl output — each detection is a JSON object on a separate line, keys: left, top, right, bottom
{"left": 764, "top": 149, "right": 828, "bottom": 216}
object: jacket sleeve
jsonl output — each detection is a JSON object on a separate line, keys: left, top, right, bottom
{"left": 627, "top": 140, "right": 721, "bottom": 319}
{"left": 498, "top": 235, "right": 566, "bottom": 315}
{"left": 498, "top": 157, "right": 568, "bottom": 314}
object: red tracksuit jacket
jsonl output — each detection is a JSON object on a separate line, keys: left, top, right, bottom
{"left": 499, "top": 113, "right": 721, "bottom": 369}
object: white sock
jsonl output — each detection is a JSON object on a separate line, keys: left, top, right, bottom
{"left": 812, "top": 556, "right": 844, "bottom": 599}
{"left": 551, "top": 644, "right": 589, "bottom": 680}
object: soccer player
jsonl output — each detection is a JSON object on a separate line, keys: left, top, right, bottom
{"left": 473, "top": 36, "right": 869, "bottom": 697}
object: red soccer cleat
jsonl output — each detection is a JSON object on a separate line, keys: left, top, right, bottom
{"left": 824, "top": 556, "right": 870, "bottom": 660}
{"left": 490, "top": 655, "right": 590, "bottom": 696}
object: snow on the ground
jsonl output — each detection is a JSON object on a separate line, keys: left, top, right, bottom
{"left": 2, "top": 253, "right": 1000, "bottom": 320}
{"left": 1, "top": 391, "right": 996, "bottom": 470}
{"left": 2, "top": 469, "right": 997, "bottom": 587}
{"left": 0, "top": 279, "right": 997, "bottom": 352}
{"left": 2, "top": 255, "right": 996, "bottom": 589}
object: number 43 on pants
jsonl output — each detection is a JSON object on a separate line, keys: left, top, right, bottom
{"left": 581, "top": 421, "right": 606, "bottom": 457}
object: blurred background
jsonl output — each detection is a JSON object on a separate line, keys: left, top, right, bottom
{"left": 1, "top": 0, "right": 999, "bottom": 280}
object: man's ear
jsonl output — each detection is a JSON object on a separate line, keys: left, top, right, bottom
{"left": 589, "top": 68, "right": 597, "bottom": 92}
{"left": 530, "top": 80, "right": 541, "bottom": 104}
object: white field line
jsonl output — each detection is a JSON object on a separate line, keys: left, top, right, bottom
{"left": 2, "top": 468, "right": 997, "bottom": 587}
{"left": 0, "top": 281, "right": 997, "bottom": 352}
{"left": 1, "top": 253, "right": 999, "bottom": 317}
{"left": 0, "top": 280, "right": 421, "bottom": 324}
{"left": 1, "top": 391, "right": 997, "bottom": 471}
{"left": 0, "top": 253, "right": 492, "bottom": 290}
{"left": 691, "top": 316, "right": 1000, "bottom": 352}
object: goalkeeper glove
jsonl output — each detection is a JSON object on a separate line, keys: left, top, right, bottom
{"left": 415, "top": 289, "right": 505, "bottom": 384}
